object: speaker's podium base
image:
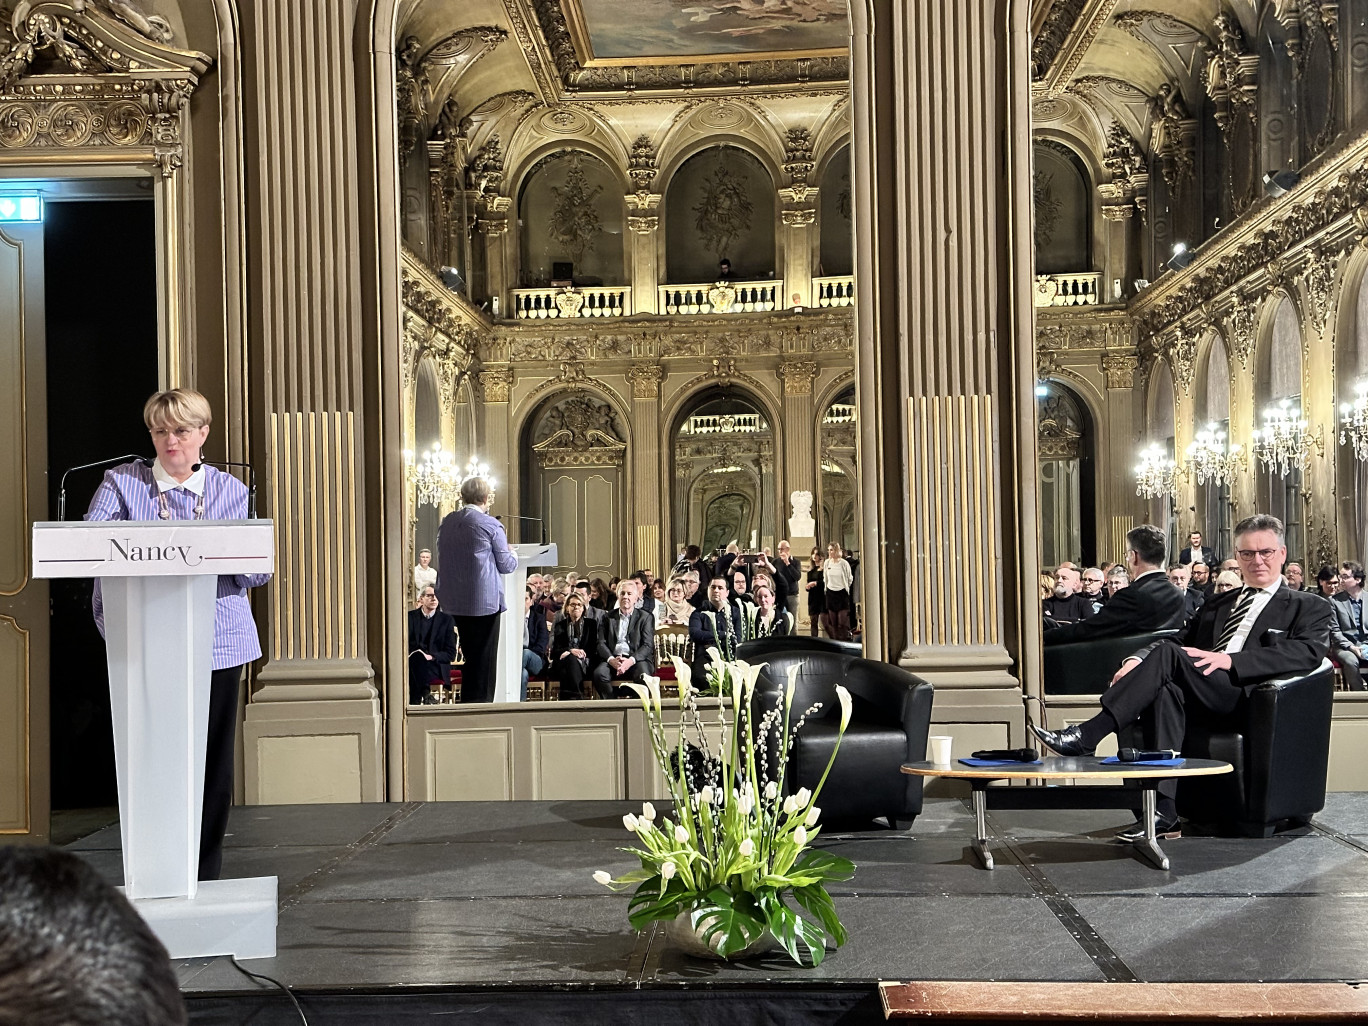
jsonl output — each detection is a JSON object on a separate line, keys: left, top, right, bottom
{"left": 124, "top": 876, "right": 279, "bottom": 960}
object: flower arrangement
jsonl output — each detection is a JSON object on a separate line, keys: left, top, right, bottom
{"left": 592, "top": 652, "right": 855, "bottom": 964}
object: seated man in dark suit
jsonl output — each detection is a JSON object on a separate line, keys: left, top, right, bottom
{"left": 550, "top": 591, "right": 598, "bottom": 699}
{"left": 688, "top": 576, "right": 744, "bottom": 684}
{"left": 1167, "top": 563, "right": 1204, "bottom": 623}
{"left": 1033, "top": 514, "right": 1331, "bottom": 838}
{"left": 1044, "top": 525, "right": 1186, "bottom": 645}
{"left": 1329, "top": 561, "right": 1368, "bottom": 692}
{"left": 408, "top": 584, "right": 456, "bottom": 704}
{"left": 592, "top": 580, "right": 656, "bottom": 698}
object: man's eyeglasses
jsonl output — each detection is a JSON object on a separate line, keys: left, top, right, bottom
{"left": 1235, "top": 548, "right": 1279, "bottom": 561}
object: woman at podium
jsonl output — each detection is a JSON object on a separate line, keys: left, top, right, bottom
{"left": 84, "top": 388, "right": 270, "bottom": 881}
{"left": 435, "top": 475, "right": 518, "bottom": 702}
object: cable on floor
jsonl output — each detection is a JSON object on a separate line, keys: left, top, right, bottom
{"left": 229, "top": 956, "right": 309, "bottom": 1025}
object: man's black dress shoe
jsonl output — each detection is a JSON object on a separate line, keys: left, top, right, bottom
{"left": 1028, "top": 723, "right": 1096, "bottom": 757}
{"left": 1115, "top": 818, "right": 1182, "bottom": 842}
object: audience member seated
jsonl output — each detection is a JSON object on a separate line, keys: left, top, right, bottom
{"left": 1190, "top": 561, "right": 1214, "bottom": 597}
{"left": 0, "top": 845, "right": 188, "bottom": 1025}
{"left": 1105, "top": 567, "right": 1129, "bottom": 597}
{"left": 522, "top": 585, "right": 549, "bottom": 698}
{"left": 683, "top": 569, "right": 706, "bottom": 610}
{"left": 1286, "top": 561, "right": 1307, "bottom": 591}
{"left": 588, "top": 577, "right": 612, "bottom": 611}
{"left": 690, "top": 575, "right": 744, "bottom": 682}
{"left": 1042, "top": 566, "right": 1094, "bottom": 625}
{"left": 1033, "top": 514, "right": 1332, "bottom": 839}
{"left": 746, "top": 578, "right": 792, "bottom": 638}
{"left": 1081, "top": 567, "right": 1106, "bottom": 612}
{"left": 1316, "top": 564, "right": 1340, "bottom": 597}
{"left": 1329, "top": 560, "right": 1368, "bottom": 692}
{"left": 1167, "top": 563, "right": 1204, "bottom": 622}
{"left": 1213, "top": 569, "right": 1242, "bottom": 594}
{"left": 408, "top": 584, "right": 456, "bottom": 705}
{"left": 1044, "top": 525, "right": 1186, "bottom": 645}
{"left": 593, "top": 580, "right": 656, "bottom": 697}
{"left": 550, "top": 592, "right": 598, "bottom": 700}
{"left": 659, "top": 577, "right": 695, "bottom": 626}
{"left": 630, "top": 570, "right": 658, "bottom": 620}
{"left": 731, "top": 568, "right": 755, "bottom": 606}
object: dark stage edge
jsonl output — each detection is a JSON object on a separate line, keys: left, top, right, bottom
{"left": 66, "top": 793, "right": 1368, "bottom": 1025}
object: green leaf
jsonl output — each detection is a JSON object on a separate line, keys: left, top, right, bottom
{"left": 627, "top": 877, "right": 689, "bottom": 931}
{"left": 759, "top": 892, "right": 829, "bottom": 966}
{"left": 694, "top": 887, "right": 767, "bottom": 958}
{"left": 793, "top": 883, "right": 849, "bottom": 948}
{"left": 792, "top": 849, "right": 856, "bottom": 882}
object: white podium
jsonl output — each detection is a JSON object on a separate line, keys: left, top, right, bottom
{"left": 492, "top": 542, "right": 558, "bottom": 703}
{"left": 32, "top": 520, "right": 278, "bottom": 959}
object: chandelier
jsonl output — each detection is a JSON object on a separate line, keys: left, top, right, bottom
{"left": 1134, "top": 445, "right": 1182, "bottom": 499}
{"left": 1340, "top": 380, "right": 1368, "bottom": 462}
{"left": 1251, "top": 399, "right": 1321, "bottom": 477}
{"left": 1183, "top": 423, "right": 1242, "bottom": 486}
{"left": 403, "top": 444, "right": 461, "bottom": 507}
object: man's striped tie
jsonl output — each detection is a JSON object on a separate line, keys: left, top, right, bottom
{"left": 1215, "top": 588, "right": 1258, "bottom": 652}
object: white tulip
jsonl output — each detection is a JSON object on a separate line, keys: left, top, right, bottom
{"left": 592, "top": 870, "right": 612, "bottom": 886}
{"left": 661, "top": 860, "right": 677, "bottom": 880}
{"left": 641, "top": 801, "right": 656, "bottom": 822}
{"left": 764, "top": 781, "right": 778, "bottom": 800}
{"left": 739, "top": 838, "right": 755, "bottom": 857}
{"left": 674, "top": 825, "right": 689, "bottom": 843}
{"left": 795, "top": 787, "right": 812, "bottom": 806}
{"left": 623, "top": 813, "right": 639, "bottom": 832}
{"left": 805, "top": 805, "right": 821, "bottom": 827}
{"left": 699, "top": 785, "right": 714, "bottom": 806}
{"left": 794, "top": 825, "right": 808, "bottom": 846}
{"left": 783, "top": 795, "right": 799, "bottom": 815}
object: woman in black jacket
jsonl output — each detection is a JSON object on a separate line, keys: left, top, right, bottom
{"left": 804, "top": 545, "right": 825, "bottom": 637}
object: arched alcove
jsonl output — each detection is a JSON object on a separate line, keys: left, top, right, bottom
{"left": 818, "top": 143, "right": 853, "bottom": 277}
{"left": 1032, "top": 140, "right": 1091, "bottom": 274}
{"left": 1196, "top": 333, "right": 1233, "bottom": 558}
{"left": 517, "top": 150, "right": 625, "bottom": 287}
{"left": 818, "top": 386, "right": 858, "bottom": 552}
{"left": 1037, "top": 380, "right": 1096, "bottom": 566}
{"left": 414, "top": 360, "right": 442, "bottom": 559}
{"left": 670, "top": 388, "right": 774, "bottom": 554}
{"left": 1256, "top": 296, "right": 1305, "bottom": 559}
{"left": 664, "top": 146, "right": 776, "bottom": 283}
{"left": 519, "top": 390, "right": 629, "bottom": 576}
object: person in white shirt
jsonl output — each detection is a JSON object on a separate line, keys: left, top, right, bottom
{"left": 412, "top": 548, "right": 437, "bottom": 604}
{"left": 820, "top": 542, "right": 855, "bottom": 640}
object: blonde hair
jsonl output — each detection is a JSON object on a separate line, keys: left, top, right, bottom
{"left": 143, "top": 388, "right": 211, "bottom": 431}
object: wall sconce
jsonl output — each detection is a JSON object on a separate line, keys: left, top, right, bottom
{"left": 1166, "top": 242, "right": 1195, "bottom": 272}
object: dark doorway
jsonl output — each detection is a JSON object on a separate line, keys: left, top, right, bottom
{"left": 45, "top": 194, "right": 158, "bottom": 809}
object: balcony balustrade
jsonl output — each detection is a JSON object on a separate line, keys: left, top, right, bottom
{"left": 511, "top": 285, "right": 631, "bottom": 319}
{"left": 814, "top": 275, "right": 855, "bottom": 307}
{"left": 658, "top": 280, "right": 779, "bottom": 316}
{"left": 1033, "top": 271, "right": 1101, "bottom": 307}
{"left": 680, "top": 413, "right": 766, "bottom": 435}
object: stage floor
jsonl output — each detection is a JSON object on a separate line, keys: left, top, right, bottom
{"left": 65, "top": 794, "right": 1368, "bottom": 1022}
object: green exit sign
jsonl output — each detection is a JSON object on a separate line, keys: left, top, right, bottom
{"left": 0, "top": 194, "right": 42, "bottom": 222}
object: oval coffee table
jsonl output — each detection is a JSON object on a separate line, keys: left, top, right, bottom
{"left": 901, "top": 756, "right": 1232, "bottom": 871}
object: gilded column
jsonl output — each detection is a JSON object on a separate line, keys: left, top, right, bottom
{"left": 628, "top": 364, "right": 665, "bottom": 572}
{"left": 627, "top": 203, "right": 661, "bottom": 315}
{"left": 778, "top": 361, "right": 819, "bottom": 537}
{"left": 238, "top": 0, "right": 383, "bottom": 804}
{"left": 854, "top": 0, "right": 1036, "bottom": 714}
{"left": 477, "top": 201, "right": 514, "bottom": 318}
{"left": 479, "top": 368, "right": 514, "bottom": 500}
{"left": 1103, "top": 353, "right": 1139, "bottom": 560}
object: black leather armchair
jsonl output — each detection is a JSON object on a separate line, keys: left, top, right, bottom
{"left": 743, "top": 641, "right": 934, "bottom": 829}
{"left": 1043, "top": 630, "right": 1178, "bottom": 694}
{"left": 1177, "top": 661, "right": 1336, "bottom": 837}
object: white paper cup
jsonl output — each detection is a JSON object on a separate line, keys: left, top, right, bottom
{"left": 928, "top": 735, "right": 953, "bottom": 765}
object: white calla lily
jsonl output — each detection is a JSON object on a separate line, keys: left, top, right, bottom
{"left": 643, "top": 674, "right": 663, "bottom": 717}
{"left": 835, "top": 684, "right": 853, "bottom": 732}
{"left": 784, "top": 663, "right": 799, "bottom": 713}
{"left": 669, "top": 655, "right": 693, "bottom": 694}
{"left": 621, "top": 682, "right": 650, "bottom": 711}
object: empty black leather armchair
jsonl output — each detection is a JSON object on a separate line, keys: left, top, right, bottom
{"left": 752, "top": 652, "right": 933, "bottom": 829}
{"left": 1178, "top": 661, "right": 1335, "bottom": 837}
{"left": 1043, "top": 630, "right": 1179, "bottom": 695}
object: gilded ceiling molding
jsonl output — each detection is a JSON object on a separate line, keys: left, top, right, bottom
{"left": 498, "top": 0, "right": 560, "bottom": 103}
{"left": 400, "top": 250, "right": 486, "bottom": 407}
{"left": 1033, "top": 0, "right": 1118, "bottom": 94}
{"left": 0, "top": 1, "right": 211, "bottom": 176}
{"left": 1131, "top": 142, "right": 1368, "bottom": 337}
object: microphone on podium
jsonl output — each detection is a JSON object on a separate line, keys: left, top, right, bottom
{"left": 57, "top": 454, "right": 151, "bottom": 521}
{"left": 195, "top": 460, "right": 259, "bottom": 518}
{"left": 496, "top": 514, "right": 547, "bottom": 545}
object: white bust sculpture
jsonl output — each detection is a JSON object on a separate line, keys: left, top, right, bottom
{"left": 788, "top": 490, "right": 815, "bottom": 537}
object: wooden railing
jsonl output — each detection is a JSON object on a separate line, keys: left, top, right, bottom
{"left": 657, "top": 280, "right": 779, "bottom": 315}
{"left": 511, "top": 285, "right": 631, "bottom": 319}
{"left": 1034, "top": 271, "right": 1101, "bottom": 307}
{"left": 814, "top": 275, "right": 855, "bottom": 307}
